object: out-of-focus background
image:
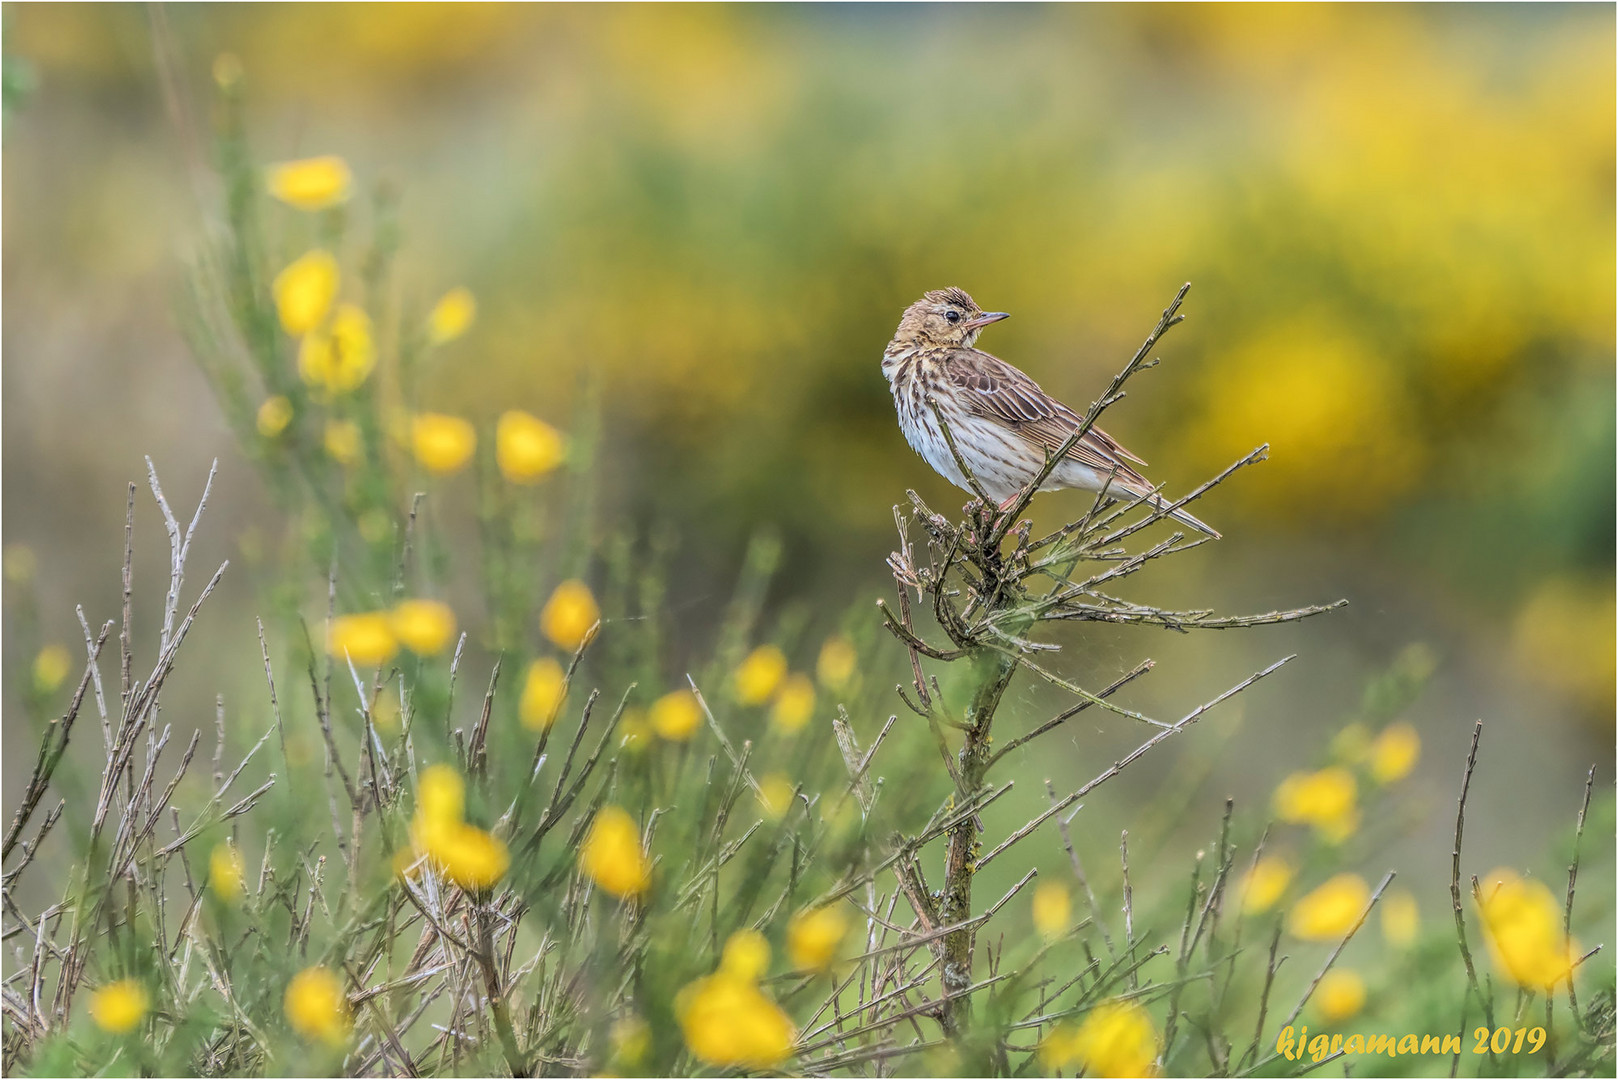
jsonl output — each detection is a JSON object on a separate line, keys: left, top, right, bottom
{"left": 4, "top": 4, "right": 1612, "bottom": 934}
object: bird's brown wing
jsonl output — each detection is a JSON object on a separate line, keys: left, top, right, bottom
{"left": 943, "top": 347, "right": 1152, "bottom": 488}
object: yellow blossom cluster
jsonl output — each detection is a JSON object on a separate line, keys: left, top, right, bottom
{"left": 676, "top": 930, "right": 796, "bottom": 1069}
{"left": 1040, "top": 999, "right": 1160, "bottom": 1077}
{"left": 32, "top": 645, "right": 71, "bottom": 693}
{"left": 1288, "top": 873, "right": 1371, "bottom": 941}
{"left": 787, "top": 905, "right": 849, "bottom": 972}
{"left": 517, "top": 580, "right": 602, "bottom": 732}
{"left": 1238, "top": 854, "right": 1293, "bottom": 915}
{"left": 1273, "top": 766, "right": 1358, "bottom": 843}
{"left": 734, "top": 644, "right": 819, "bottom": 733}
{"left": 283, "top": 965, "right": 351, "bottom": 1046}
{"left": 327, "top": 599, "right": 457, "bottom": 666}
{"left": 405, "top": 764, "right": 510, "bottom": 892}
{"left": 756, "top": 773, "right": 796, "bottom": 820}
{"left": 1476, "top": 869, "right": 1578, "bottom": 989}
{"left": 579, "top": 805, "right": 651, "bottom": 898}
{"left": 88, "top": 979, "right": 148, "bottom": 1034}
{"left": 209, "top": 842, "right": 246, "bottom": 902}
{"left": 541, "top": 579, "right": 600, "bottom": 652}
{"left": 1316, "top": 969, "right": 1366, "bottom": 1021}
{"left": 815, "top": 634, "right": 857, "bottom": 691}
{"left": 267, "top": 156, "right": 352, "bottom": 212}
{"left": 497, "top": 410, "right": 566, "bottom": 482}
{"left": 1031, "top": 881, "right": 1071, "bottom": 939}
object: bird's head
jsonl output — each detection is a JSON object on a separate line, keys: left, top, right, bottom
{"left": 892, "top": 287, "right": 1009, "bottom": 348}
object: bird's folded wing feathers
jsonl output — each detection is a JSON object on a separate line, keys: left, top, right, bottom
{"left": 946, "top": 349, "right": 1153, "bottom": 489}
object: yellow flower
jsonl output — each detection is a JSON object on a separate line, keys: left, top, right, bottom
{"left": 541, "top": 580, "right": 600, "bottom": 652}
{"left": 322, "top": 419, "right": 362, "bottom": 466}
{"left": 1040, "top": 1000, "right": 1159, "bottom": 1077}
{"left": 32, "top": 645, "right": 71, "bottom": 693}
{"left": 1511, "top": 577, "right": 1616, "bottom": 711}
{"left": 89, "top": 979, "right": 148, "bottom": 1034}
{"left": 579, "top": 806, "right": 650, "bottom": 898}
{"left": 1316, "top": 969, "right": 1366, "bottom": 1021}
{"left": 1368, "top": 722, "right": 1420, "bottom": 784}
{"left": 816, "top": 634, "right": 857, "bottom": 691}
{"left": 1477, "top": 869, "right": 1577, "bottom": 989}
{"left": 410, "top": 413, "right": 477, "bottom": 476}
{"left": 371, "top": 691, "right": 400, "bottom": 732}
{"left": 267, "top": 155, "right": 352, "bottom": 212}
{"left": 649, "top": 689, "right": 702, "bottom": 741}
{"left": 676, "top": 968, "right": 796, "bottom": 1070}
{"left": 430, "top": 823, "right": 509, "bottom": 892}
{"left": 284, "top": 966, "right": 351, "bottom": 1045}
{"left": 257, "top": 395, "right": 293, "bottom": 438}
{"left": 1288, "top": 873, "right": 1371, "bottom": 941}
{"left": 769, "top": 673, "right": 816, "bottom": 732}
{"left": 734, "top": 645, "right": 787, "bottom": 705}
{"left": 1381, "top": 888, "right": 1420, "bottom": 947}
{"left": 677, "top": 931, "right": 795, "bottom": 1069}
{"left": 1239, "top": 854, "right": 1294, "bottom": 915}
{"left": 299, "top": 304, "right": 375, "bottom": 394}
{"left": 4, "top": 544, "right": 36, "bottom": 584}
{"left": 618, "top": 708, "right": 651, "bottom": 752}
{"left": 272, "top": 249, "right": 339, "bottom": 335}
{"left": 327, "top": 612, "right": 396, "bottom": 666}
{"left": 519, "top": 657, "right": 567, "bottom": 731}
{"left": 390, "top": 599, "right": 457, "bottom": 656}
{"left": 721, "top": 929, "right": 771, "bottom": 979}
{"left": 788, "top": 905, "right": 848, "bottom": 972}
{"left": 496, "top": 410, "right": 566, "bottom": 483}
{"left": 756, "top": 773, "right": 796, "bottom": 820}
{"left": 210, "top": 842, "right": 246, "bottom": 902}
{"left": 426, "top": 287, "right": 477, "bottom": 344}
{"left": 1273, "top": 767, "right": 1359, "bottom": 843}
{"left": 1032, "top": 881, "right": 1071, "bottom": 938}
{"left": 415, "top": 763, "right": 466, "bottom": 834}
{"left": 406, "top": 766, "right": 508, "bottom": 891}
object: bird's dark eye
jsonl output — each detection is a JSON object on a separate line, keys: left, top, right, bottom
{"left": 944, "top": 310, "right": 961, "bottom": 324}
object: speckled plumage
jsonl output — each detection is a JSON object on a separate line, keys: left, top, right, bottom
{"left": 882, "top": 288, "right": 1218, "bottom": 537}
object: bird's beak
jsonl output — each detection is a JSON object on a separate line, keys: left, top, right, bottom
{"left": 963, "top": 311, "right": 1010, "bottom": 331}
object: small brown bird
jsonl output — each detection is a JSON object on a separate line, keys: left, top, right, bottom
{"left": 882, "top": 287, "right": 1218, "bottom": 537}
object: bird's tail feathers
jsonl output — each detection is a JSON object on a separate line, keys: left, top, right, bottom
{"left": 1112, "top": 483, "right": 1221, "bottom": 539}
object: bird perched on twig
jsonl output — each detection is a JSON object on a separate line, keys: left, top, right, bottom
{"left": 881, "top": 287, "right": 1218, "bottom": 537}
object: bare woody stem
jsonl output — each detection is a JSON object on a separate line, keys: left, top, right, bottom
{"left": 939, "top": 644, "right": 1019, "bottom": 1037}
